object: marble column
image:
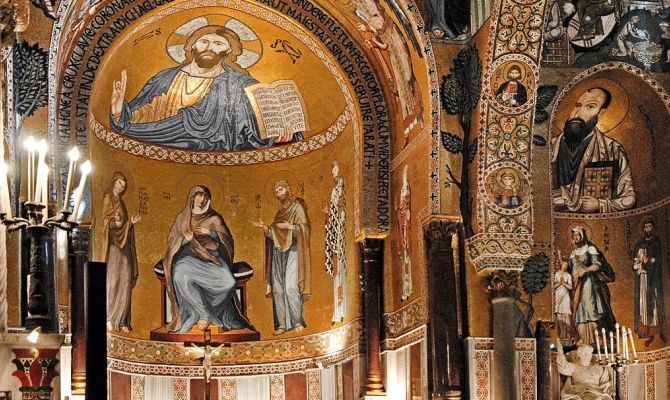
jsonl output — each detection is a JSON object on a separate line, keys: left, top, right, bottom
{"left": 424, "top": 220, "right": 463, "bottom": 400}
{"left": 487, "top": 270, "right": 521, "bottom": 400}
{"left": 69, "top": 224, "right": 90, "bottom": 394}
{"left": 359, "top": 238, "right": 386, "bottom": 396}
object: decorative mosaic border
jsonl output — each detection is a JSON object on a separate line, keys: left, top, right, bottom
{"left": 404, "top": 1, "right": 441, "bottom": 214}
{"left": 269, "top": 374, "right": 285, "bottom": 400}
{"left": 109, "top": 343, "right": 360, "bottom": 377}
{"left": 90, "top": 106, "right": 353, "bottom": 165}
{"left": 381, "top": 324, "right": 427, "bottom": 351}
{"left": 48, "top": 0, "right": 75, "bottom": 206}
{"left": 383, "top": 299, "right": 425, "bottom": 339}
{"left": 470, "top": 337, "right": 536, "bottom": 351}
{"left": 173, "top": 377, "right": 189, "bottom": 400}
{"left": 219, "top": 378, "right": 236, "bottom": 400}
{"left": 108, "top": 319, "right": 362, "bottom": 365}
{"left": 467, "top": 337, "right": 537, "bottom": 400}
{"left": 306, "top": 370, "right": 321, "bottom": 400}
{"left": 468, "top": 0, "right": 549, "bottom": 272}
{"left": 131, "top": 374, "right": 145, "bottom": 400}
{"left": 519, "top": 351, "right": 536, "bottom": 400}
{"left": 474, "top": 350, "right": 491, "bottom": 400}
{"left": 637, "top": 346, "right": 670, "bottom": 364}
{"left": 645, "top": 364, "right": 655, "bottom": 400}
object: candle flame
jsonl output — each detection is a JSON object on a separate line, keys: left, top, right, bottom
{"left": 68, "top": 146, "right": 80, "bottom": 161}
{"left": 23, "top": 136, "right": 36, "bottom": 151}
{"left": 37, "top": 139, "right": 47, "bottom": 154}
{"left": 80, "top": 160, "right": 92, "bottom": 175}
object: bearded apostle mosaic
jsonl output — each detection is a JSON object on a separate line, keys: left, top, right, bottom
{"left": 108, "top": 15, "right": 308, "bottom": 151}
{"left": 491, "top": 62, "right": 533, "bottom": 109}
{"left": 550, "top": 70, "right": 670, "bottom": 214}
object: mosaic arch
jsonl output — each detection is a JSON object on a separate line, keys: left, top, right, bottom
{"left": 54, "top": 0, "right": 410, "bottom": 234}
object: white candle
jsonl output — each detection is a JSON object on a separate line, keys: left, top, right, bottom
{"left": 62, "top": 147, "right": 79, "bottom": 211}
{"left": 615, "top": 323, "right": 621, "bottom": 354}
{"left": 0, "top": 162, "right": 12, "bottom": 219}
{"left": 33, "top": 140, "right": 47, "bottom": 204}
{"left": 628, "top": 328, "right": 637, "bottom": 359}
{"left": 594, "top": 330, "right": 602, "bottom": 358}
{"left": 40, "top": 164, "right": 49, "bottom": 222}
{"left": 603, "top": 328, "right": 609, "bottom": 359}
{"left": 70, "top": 160, "right": 91, "bottom": 221}
{"left": 621, "top": 326, "right": 628, "bottom": 360}
{"left": 23, "top": 137, "right": 36, "bottom": 202}
{"left": 609, "top": 331, "right": 614, "bottom": 362}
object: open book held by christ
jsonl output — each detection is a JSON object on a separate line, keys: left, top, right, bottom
{"left": 244, "top": 80, "right": 310, "bottom": 140}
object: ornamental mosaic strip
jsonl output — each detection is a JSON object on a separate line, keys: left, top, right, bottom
{"left": 218, "top": 378, "right": 237, "bottom": 400}
{"left": 131, "top": 375, "right": 145, "bottom": 400}
{"left": 382, "top": 325, "right": 427, "bottom": 352}
{"left": 474, "top": 351, "right": 491, "bottom": 400}
{"left": 173, "top": 377, "right": 189, "bottom": 400}
{"left": 108, "top": 345, "right": 360, "bottom": 377}
{"left": 646, "top": 364, "right": 655, "bottom": 400}
{"left": 383, "top": 299, "right": 426, "bottom": 339}
{"left": 469, "top": 0, "right": 549, "bottom": 271}
{"left": 306, "top": 370, "right": 322, "bottom": 400}
{"left": 519, "top": 351, "right": 536, "bottom": 400}
{"left": 108, "top": 320, "right": 362, "bottom": 365}
{"left": 269, "top": 375, "right": 285, "bottom": 400}
{"left": 90, "top": 108, "right": 353, "bottom": 166}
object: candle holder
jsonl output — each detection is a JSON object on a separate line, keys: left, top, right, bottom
{"left": 1, "top": 205, "right": 80, "bottom": 333}
{"left": 596, "top": 353, "right": 639, "bottom": 400}
{"left": 0, "top": 140, "right": 89, "bottom": 335}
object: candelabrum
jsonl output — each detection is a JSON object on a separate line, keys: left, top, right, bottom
{"left": 0, "top": 138, "right": 90, "bottom": 333}
{"left": 594, "top": 325, "right": 639, "bottom": 400}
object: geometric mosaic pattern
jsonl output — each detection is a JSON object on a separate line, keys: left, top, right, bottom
{"left": 131, "top": 375, "right": 145, "bottom": 400}
{"left": 306, "top": 370, "right": 322, "bottom": 400}
{"left": 218, "top": 378, "right": 237, "bottom": 400}
{"left": 269, "top": 375, "right": 285, "bottom": 400}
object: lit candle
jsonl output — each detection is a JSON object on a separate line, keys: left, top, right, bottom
{"left": 615, "top": 323, "right": 621, "bottom": 354}
{"left": 62, "top": 147, "right": 79, "bottom": 211}
{"left": 0, "top": 161, "right": 12, "bottom": 219}
{"left": 23, "top": 137, "right": 36, "bottom": 202}
{"left": 594, "top": 330, "right": 601, "bottom": 358}
{"left": 70, "top": 160, "right": 91, "bottom": 221}
{"left": 33, "top": 140, "right": 47, "bottom": 204}
{"left": 621, "top": 326, "right": 628, "bottom": 360}
{"left": 602, "top": 328, "right": 609, "bottom": 359}
{"left": 609, "top": 331, "right": 614, "bottom": 362}
{"left": 628, "top": 328, "right": 637, "bottom": 359}
{"left": 40, "top": 164, "right": 49, "bottom": 222}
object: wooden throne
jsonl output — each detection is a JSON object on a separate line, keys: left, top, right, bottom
{"left": 149, "top": 260, "right": 260, "bottom": 342}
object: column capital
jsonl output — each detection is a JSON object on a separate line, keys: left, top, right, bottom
{"left": 424, "top": 220, "right": 459, "bottom": 250}
{"left": 11, "top": 348, "right": 60, "bottom": 400}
